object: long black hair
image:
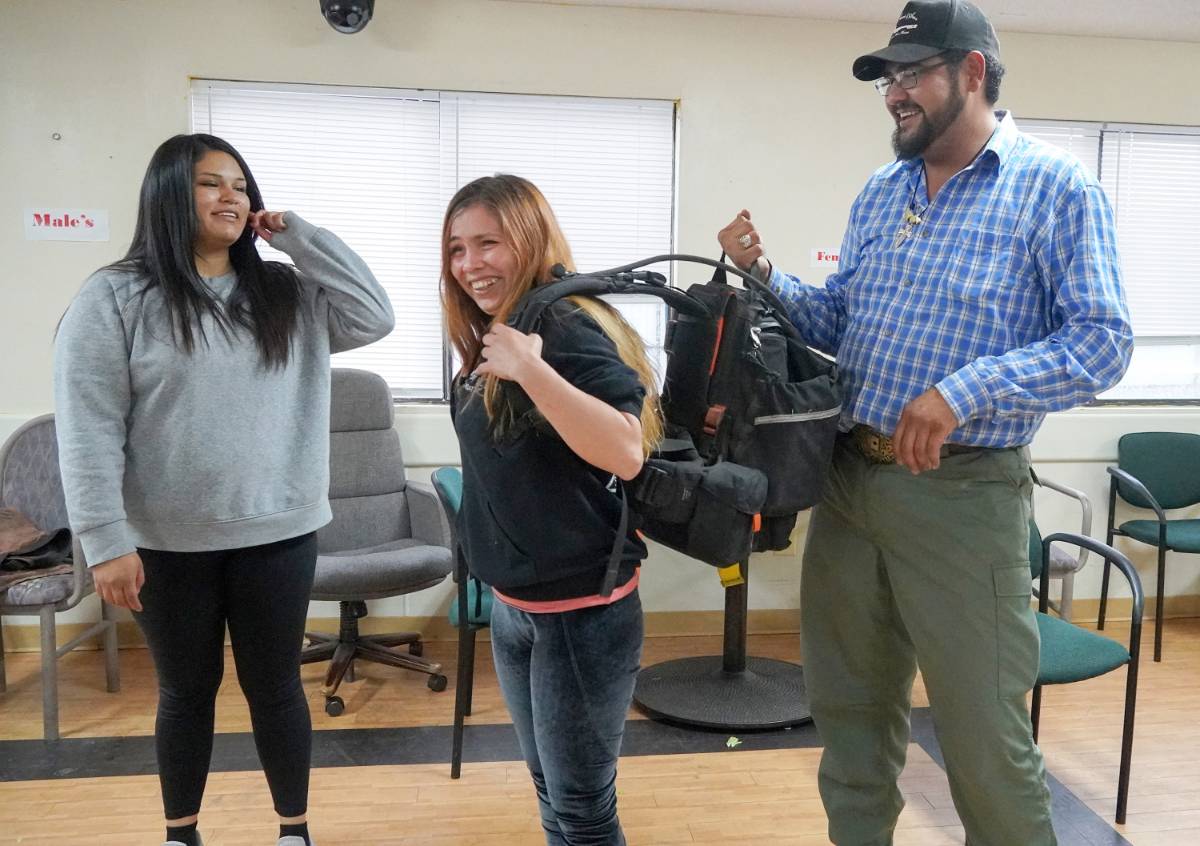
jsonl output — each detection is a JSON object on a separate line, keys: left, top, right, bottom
{"left": 108, "top": 133, "right": 301, "bottom": 368}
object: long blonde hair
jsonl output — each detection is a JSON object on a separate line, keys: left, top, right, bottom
{"left": 440, "top": 174, "right": 662, "bottom": 456}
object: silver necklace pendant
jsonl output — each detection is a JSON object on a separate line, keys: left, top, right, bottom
{"left": 894, "top": 206, "right": 923, "bottom": 248}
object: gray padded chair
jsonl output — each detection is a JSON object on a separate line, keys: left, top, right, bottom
{"left": 0, "top": 414, "right": 120, "bottom": 740}
{"left": 1031, "top": 473, "right": 1092, "bottom": 621}
{"left": 301, "top": 369, "right": 453, "bottom": 716}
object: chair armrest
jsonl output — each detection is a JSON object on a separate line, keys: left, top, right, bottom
{"left": 1042, "top": 532, "right": 1144, "bottom": 626}
{"left": 1107, "top": 466, "right": 1167, "bottom": 524}
{"left": 60, "top": 536, "right": 92, "bottom": 610}
{"left": 406, "top": 481, "right": 451, "bottom": 548}
{"left": 1035, "top": 475, "right": 1093, "bottom": 571}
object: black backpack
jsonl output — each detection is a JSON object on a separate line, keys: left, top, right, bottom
{"left": 509, "top": 254, "right": 842, "bottom": 593}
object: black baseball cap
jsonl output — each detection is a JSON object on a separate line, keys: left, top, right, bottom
{"left": 852, "top": 0, "right": 1000, "bottom": 81}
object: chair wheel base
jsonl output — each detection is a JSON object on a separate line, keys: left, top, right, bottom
{"left": 409, "top": 641, "right": 424, "bottom": 657}
{"left": 325, "top": 695, "right": 345, "bottom": 716}
{"left": 634, "top": 656, "right": 811, "bottom": 730}
{"left": 428, "top": 674, "right": 448, "bottom": 692}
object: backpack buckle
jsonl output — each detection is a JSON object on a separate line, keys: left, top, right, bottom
{"left": 703, "top": 404, "right": 726, "bottom": 437}
{"left": 631, "top": 463, "right": 669, "bottom": 508}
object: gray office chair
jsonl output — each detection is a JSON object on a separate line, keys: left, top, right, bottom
{"left": 1031, "top": 473, "right": 1092, "bottom": 620}
{"left": 0, "top": 414, "right": 120, "bottom": 740}
{"left": 301, "top": 369, "right": 453, "bottom": 716}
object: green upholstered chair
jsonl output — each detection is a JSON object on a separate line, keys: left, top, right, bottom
{"left": 1100, "top": 431, "right": 1200, "bottom": 662}
{"left": 1030, "top": 530, "right": 1143, "bottom": 824}
{"left": 431, "top": 466, "right": 493, "bottom": 780}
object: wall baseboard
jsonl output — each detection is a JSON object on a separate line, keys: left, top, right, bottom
{"left": 0, "top": 609, "right": 804, "bottom": 653}
{"left": 1067, "top": 594, "right": 1200, "bottom": 624}
{"left": 4, "top": 601, "right": 1192, "bottom": 654}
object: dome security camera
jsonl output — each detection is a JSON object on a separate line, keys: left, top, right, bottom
{"left": 320, "top": 0, "right": 375, "bottom": 34}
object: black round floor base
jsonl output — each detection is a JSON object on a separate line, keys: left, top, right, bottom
{"left": 633, "top": 656, "right": 812, "bottom": 731}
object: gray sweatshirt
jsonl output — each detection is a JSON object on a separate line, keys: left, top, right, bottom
{"left": 54, "top": 212, "right": 395, "bottom": 566}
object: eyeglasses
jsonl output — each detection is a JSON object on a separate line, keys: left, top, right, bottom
{"left": 873, "top": 60, "right": 950, "bottom": 96}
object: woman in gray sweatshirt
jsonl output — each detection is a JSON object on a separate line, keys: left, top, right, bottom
{"left": 54, "top": 134, "right": 394, "bottom": 846}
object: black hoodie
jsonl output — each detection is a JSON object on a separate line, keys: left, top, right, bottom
{"left": 452, "top": 301, "right": 647, "bottom": 601}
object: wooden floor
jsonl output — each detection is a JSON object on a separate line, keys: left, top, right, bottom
{"left": 1, "top": 620, "right": 1198, "bottom": 845}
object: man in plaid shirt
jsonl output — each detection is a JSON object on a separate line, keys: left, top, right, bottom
{"left": 719, "top": 2, "right": 1131, "bottom": 844}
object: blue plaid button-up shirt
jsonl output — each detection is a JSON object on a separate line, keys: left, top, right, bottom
{"left": 768, "top": 111, "right": 1133, "bottom": 448}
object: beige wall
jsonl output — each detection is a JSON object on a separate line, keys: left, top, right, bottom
{"left": 2, "top": 0, "right": 1198, "bottom": 634}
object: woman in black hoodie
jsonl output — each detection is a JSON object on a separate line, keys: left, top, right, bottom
{"left": 441, "top": 174, "right": 660, "bottom": 846}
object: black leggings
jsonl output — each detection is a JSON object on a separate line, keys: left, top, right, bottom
{"left": 133, "top": 532, "right": 318, "bottom": 820}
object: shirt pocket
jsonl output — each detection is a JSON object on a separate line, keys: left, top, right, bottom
{"left": 946, "top": 227, "right": 1036, "bottom": 307}
{"left": 847, "top": 225, "right": 904, "bottom": 309}
{"left": 857, "top": 225, "right": 893, "bottom": 260}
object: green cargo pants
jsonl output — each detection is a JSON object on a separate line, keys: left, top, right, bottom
{"left": 800, "top": 438, "right": 1055, "bottom": 846}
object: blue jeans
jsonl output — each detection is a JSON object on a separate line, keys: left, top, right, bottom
{"left": 490, "top": 590, "right": 643, "bottom": 846}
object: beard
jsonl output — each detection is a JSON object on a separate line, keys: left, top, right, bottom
{"left": 891, "top": 79, "right": 966, "bottom": 159}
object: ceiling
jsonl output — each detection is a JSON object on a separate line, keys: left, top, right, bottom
{"left": 508, "top": 1, "right": 1200, "bottom": 43}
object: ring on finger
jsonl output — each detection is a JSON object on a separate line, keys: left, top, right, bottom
{"left": 737, "top": 233, "right": 753, "bottom": 249}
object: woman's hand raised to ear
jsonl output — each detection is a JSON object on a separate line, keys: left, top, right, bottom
{"left": 249, "top": 210, "right": 289, "bottom": 242}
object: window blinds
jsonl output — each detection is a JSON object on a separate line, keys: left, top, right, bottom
{"left": 1023, "top": 118, "right": 1200, "bottom": 400}
{"left": 192, "top": 80, "right": 676, "bottom": 397}
{"left": 1023, "top": 119, "right": 1200, "bottom": 341}
{"left": 1100, "top": 127, "right": 1200, "bottom": 339}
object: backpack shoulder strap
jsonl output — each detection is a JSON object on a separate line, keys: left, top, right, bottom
{"left": 510, "top": 267, "right": 710, "bottom": 334}
{"left": 599, "top": 481, "right": 630, "bottom": 597}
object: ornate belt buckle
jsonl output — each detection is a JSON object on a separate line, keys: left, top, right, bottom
{"left": 854, "top": 425, "right": 895, "bottom": 465}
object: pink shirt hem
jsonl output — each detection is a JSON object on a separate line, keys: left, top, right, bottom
{"left": 492, "top": 567, "right": 640, "bottom": 614}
